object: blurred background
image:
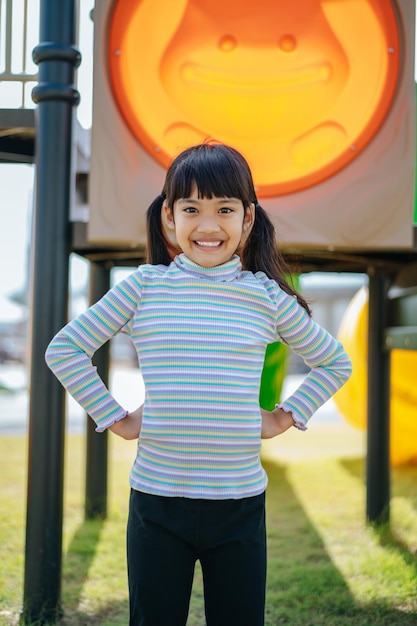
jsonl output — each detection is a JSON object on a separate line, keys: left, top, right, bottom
{"left": 3, "top": 0, "right": 406, "bottom": 435}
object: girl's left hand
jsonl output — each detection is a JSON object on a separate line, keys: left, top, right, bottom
{"left": 261, "top": 407, "right": 295, "bottom": 439}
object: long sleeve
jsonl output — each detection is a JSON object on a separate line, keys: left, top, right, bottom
{"left": 274, "top": 289, "right": 352, "bottom": 429}
{"left": 45, "top": 271, "right": 143, "bottom": 431}
{"left": 45, "top": 254, "right": 352, "bottom": 500}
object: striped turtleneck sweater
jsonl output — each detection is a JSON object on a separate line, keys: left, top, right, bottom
{"left": 45, "top": 254, "right": 352, "bottom": 499}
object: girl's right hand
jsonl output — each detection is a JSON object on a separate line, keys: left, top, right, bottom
{"left": 109, "top": 405, "right": 143, "bottom": 440}
{"left": 260, "top": 406, "right": 295, "bottom": 439}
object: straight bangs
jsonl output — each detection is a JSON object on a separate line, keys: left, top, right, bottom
{"left": 164, "top": 144, "right": 256, "bottom": 209}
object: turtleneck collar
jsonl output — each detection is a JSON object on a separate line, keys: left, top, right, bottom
{"left": 174, "top": 253, "right": 242, "bottom": 282}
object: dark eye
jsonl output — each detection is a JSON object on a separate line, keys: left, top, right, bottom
{"left": 219, "top": 207, "right": 233, "bottom": 214}
{"left": 183, "top": 206, "right": 198, "bottom": 213}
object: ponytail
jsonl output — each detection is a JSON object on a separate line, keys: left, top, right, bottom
{"left": 146, "top": 194, "right": 175, "bottom": 265}
{"left": 242, "top": 204, "right": 312, "bottom": 316}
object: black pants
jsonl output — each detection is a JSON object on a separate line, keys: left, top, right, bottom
{"left": 127, "top": 489, "right": 266, "bottom": 625}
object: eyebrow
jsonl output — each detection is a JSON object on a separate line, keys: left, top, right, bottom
{"left": 176, "top": 197, "right": 241, "bottom": 205}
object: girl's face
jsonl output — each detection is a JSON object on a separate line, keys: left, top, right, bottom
{"left": 163, "top": 185, "right": 254, "bottom": 268}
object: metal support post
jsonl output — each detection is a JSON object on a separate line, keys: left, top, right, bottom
{"left": 22, "top": 0, "right": 80, "bottom": 622}
{"left": 85, "top": 261, "right": 111, "bottom": 519}
{"left": 366, "top": 270, "right": 391, "bottom": 524}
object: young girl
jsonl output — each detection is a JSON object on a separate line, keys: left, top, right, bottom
{"left": 45, "top": 143, "right": 352, "bottom": 625}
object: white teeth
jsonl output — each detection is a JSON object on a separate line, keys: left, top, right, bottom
{"left": 196, "top": 241, "right": 222, "bottom": 247}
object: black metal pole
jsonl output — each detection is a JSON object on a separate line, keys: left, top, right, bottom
{"left": 366, "top": 269, "right": 391, "bottom": 524}
{"left": 85, "top": 261, "right": 110, "bottom": 519}
{"left": 22, "top": 1, "right": 80, "bottom": 622}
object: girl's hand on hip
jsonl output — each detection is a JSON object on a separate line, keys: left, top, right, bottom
{"left": 261, "top": 407, "right": 295, "bottom": 439}
{"left": 109, "top": 405, "right": 143, "bottom": 440}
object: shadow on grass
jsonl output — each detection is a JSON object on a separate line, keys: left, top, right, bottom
{"left": 374, "top": 523, "right": 417, "bottom": 575}
{"left": 342, "top": 458, "right": 417, "bottom": 592}
{"left": 341, "top": 457, "right": 417, "bottom": 558}
{"left": 59, "top": 599, "right": 129, "bottom": 626}
{"left": 263, "top": 458, "right": 417, "bottom": 625}
{"left": 61, "top": 518, "right": 105, "bottom": 614}
{"left": 25, "top": 460, "right": 416, "bottom": 625}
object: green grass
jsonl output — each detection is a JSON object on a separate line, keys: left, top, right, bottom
{"left": 1, "top": 421, "right": 416, "bottom": 625}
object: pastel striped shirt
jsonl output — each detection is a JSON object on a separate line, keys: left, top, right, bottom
{"left": 45, "top": 254, "right": 352, "bottom": 499}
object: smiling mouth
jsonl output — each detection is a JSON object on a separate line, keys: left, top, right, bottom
{"left": 195, "top": 241, "right": 223, "bottom": 248}
{"left": 181, "top": 62, "right": 331, "bottom": 91}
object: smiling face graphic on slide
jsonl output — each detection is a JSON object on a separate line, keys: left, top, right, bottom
{"left": 109, "top": 0, "right": 399, "bottom": 196}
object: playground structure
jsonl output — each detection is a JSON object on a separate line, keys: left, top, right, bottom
{"left": 336, "top": 286, "right": 417, "bottom": 466}
{"left": 1, "top": 0, "right": 417, "bottom": 622}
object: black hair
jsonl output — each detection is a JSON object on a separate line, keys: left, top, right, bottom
{"left": 146, "top": 143, "right": 311, "bottom": 315}
{"left": 146, "top": 194, "right": 174, "bottom": 266}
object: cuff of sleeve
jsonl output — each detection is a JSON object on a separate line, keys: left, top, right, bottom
{"left": 94, "top": 410, "right": 128, "bottom": 433}
{"left": 276, "top": 404, "right": 308, "bottom": 431}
